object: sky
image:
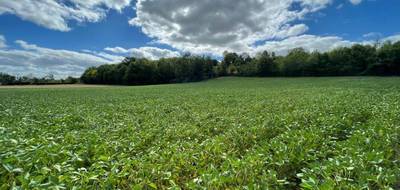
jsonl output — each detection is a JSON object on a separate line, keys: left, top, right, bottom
{"left": 0, "top": 0, "right": 399, "bottom": 78}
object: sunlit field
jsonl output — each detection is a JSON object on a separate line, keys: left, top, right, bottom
{"left": 1, "top": 77, "right": 399, "bottom": 189}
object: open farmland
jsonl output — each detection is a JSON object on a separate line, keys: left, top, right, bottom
{"left": 0, "top": 77, "right": 399, "bottom": 189}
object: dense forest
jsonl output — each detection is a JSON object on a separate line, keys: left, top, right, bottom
{"left": 81, "top": 41, "right": 400, "bottom": 85}
{"left": 81, "top": 56, "right": 218, "bottom": 85}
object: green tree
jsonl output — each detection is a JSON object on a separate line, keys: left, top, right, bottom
{"left": 0, "top": 73, "right": 16, "bottom": 85}
{"left": 279, "top": 48, "right": 309, "bottom": 76}
{"left": 255, "top": 51, "right": 278, "bottom": 77}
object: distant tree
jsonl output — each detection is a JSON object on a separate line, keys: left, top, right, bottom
{"left": 279, "top": 48, "right": 309, "bottom": 76}
{"left": 349, "top": 44, "right": 376, "bottom": 75}
{"left": 80, "top": 42, "right": 400, "bottom": 85}
{"left": 304, "top": 51, "right": 331, "bottom": 76}
{"left": 237, "top": 60, "right": 258, "bottom": 76}
{"left": 123, "top": 58, "right": 155, "bottom": 85}
{"left": 155, "top": 58, "right": 175, "bottom": 83}
{"left": 368, "top": 41, "right": 400, "bottom": 75}
{"left": 204, "top": 57, "right": 218, "bottom": 79}
{"left": 81, "top": 67, "right": 99, "bottom": 84}
{"left": 0, "top": 72, "right": 82, "bottom": 85}
{"left": 0, "top": 73, "right": 16, "bottom": 85}
{"left": 220, "top": 52, "right": 241, "bottom": 75}
{"left": 255, "top": 51, "right": 278, "bottom": 77}
{"left": 327, "top": 47, "right": 353, "bottom": 75}
{"left": 64, "top": 76, "right": 79, "bottom": 84}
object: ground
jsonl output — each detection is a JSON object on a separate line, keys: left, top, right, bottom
{"left": 0, "top": 77, "right": 399, "bottom": 189}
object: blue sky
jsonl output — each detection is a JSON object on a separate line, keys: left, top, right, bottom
{"left": 0, "top": 0, "right": 399, "bottom": 77}
{"left": 305, "top": 0, "right": 400, "bottom": 40}
{"left": 0, "top": 8, "right": 150, "bottom": 51}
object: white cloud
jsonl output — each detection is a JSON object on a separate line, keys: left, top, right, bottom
{"left": 130, "top": 0, "right": 333, "bottom": 56}
{"left": 104, "top": 46, "right": 181, "bottom": 60}
{"left": 363, "top": 32, "right": 382, "bottom": 39}
{"left": 255, "top": 33, "right": 400, "bottom": 56}
{"left": 0, "top": 35, "right": 6, "bottom": 48}
{"left": 273, "top": 24, "right": 310, "bottom": 39}
{"left": 255, "top": 34, "right": 354, "bottom": 55}
{"left": 0, "top": 39, "right": 119, "bottom": 78}
{"left": 81, "top": 49, "right": 126, "bottom": 63}
{"left": 13, "top": 40, "right": 120, "bottom": 66}
{"left": 0, "top": 34, "right": 181, "bottom": 78}
{"left": 0, "top": 0, "right": 132, "bottom": 31}
{"left": 349, "top": 0, "right": 362, "bottom": 5}
{"left": 382, "top": 34, "right": 400, "bottom": 43}
{"left": 69, "top": 0, "right": 132, "bottom": 11}
{"left": 104, "top": 47, "right": 130, "bottom": 54}
{"left": 336, "top": 3, "right": 344, "bottom": 9}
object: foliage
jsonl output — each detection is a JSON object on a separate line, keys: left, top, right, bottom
{"left": 1, "top": 77, "right": 399, "bottom": 189}
{"left": 0, "top": 73, "right": 16, "bottom": 85}
{"left": 223, "top": 42, "right": 400, "bottom": 78}
{"left": 81, "top": 56, "right": 217, "bottom": 85}
{"left": 367, "top": 42, "right": 400, "bottom": 75}
{"left": 82, "top": 42, "right": 400, "bottom": 85}
{"left": 0, "top": 73, "right": 79, "bottom": 85}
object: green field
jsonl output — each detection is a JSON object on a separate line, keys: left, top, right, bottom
{"left": 1, "top": 77, "right": 399, "bottom": 189}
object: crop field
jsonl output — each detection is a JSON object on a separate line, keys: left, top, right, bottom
{"left": 0, "top": 77, "right": 399, "bottom": 189}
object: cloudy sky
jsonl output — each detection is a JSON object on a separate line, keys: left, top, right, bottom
{"left": 0, "top": 0, "right": 399, "bottom": 78}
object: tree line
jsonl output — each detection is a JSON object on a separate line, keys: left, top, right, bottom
{"left": 81, "top": 56, "right": 218, "bottom": 85}
{"left": 2, "top": 41, "right": 399, "bottom": 86}
{"left": 219, "top": 41, "right": 400, "bottom": 77}
{"left": 0, "top": 73, "right": 79, "bottom": 85}
{"left": 81, "top": 41, "right": 400, "bottom": 85}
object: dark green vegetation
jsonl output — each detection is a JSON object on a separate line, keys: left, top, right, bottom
{"left": 81, "top": 56, "right": 217, "bottom": 85}
{"left": 0, "top": 73, "right": 79, "bottom": 85}
{"left": 1, "top": 77, "right": 399, "bottom": 189}
{"left": 81, "top": 41, "right": 400, "bottom": 85}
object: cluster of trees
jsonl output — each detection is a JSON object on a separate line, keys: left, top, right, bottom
{"left": 81, "top": 56, "right": 218, "bottom": 85}
{"left": 219, "top": 41, "right": 400, "bottom": 77}
{"left": 3, "top": 41, "right": 398, "bottom": 86}
{"left": 0, "top": 73, "right": 79, "bottom": 85}
{"left": 83, "top": 41, "right": 400, "bottom": 85}
{"left": 81, "top": 41, "right": 400, "bottom": 85}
